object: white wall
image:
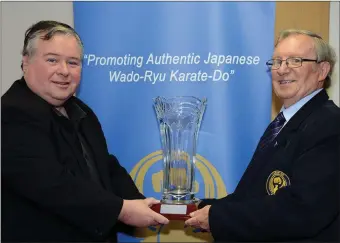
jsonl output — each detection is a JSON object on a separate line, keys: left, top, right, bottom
{"left": 1, "top": 2, "right": 339, "bottom": 105}
{"left": 0, "top": 2, "right": 73, "bottom": 94}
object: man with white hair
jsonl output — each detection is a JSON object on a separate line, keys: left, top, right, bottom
{"left": 186, "top": 29, "right": 340, "bottom": 242}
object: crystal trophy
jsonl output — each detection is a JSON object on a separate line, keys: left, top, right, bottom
{"left": 151, "top": 96, "right": 207, "bottom": 220}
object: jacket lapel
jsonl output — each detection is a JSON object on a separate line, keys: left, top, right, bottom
{"left": 78, "top": 115, "right": 113, "bottom": 191}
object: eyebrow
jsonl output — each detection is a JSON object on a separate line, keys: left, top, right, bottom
{"left": 43, "top": 53, "right": 81, "bottom": 61}
{"left": 271, "top": 55, "right": 304, "bottom": 59}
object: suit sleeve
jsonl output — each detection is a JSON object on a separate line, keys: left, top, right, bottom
{"left": 199, "top": 192, "right": 240, "bottom": 209}
{"left": 208, "top": 128, "right": 340, "bottom": 241}
{"left": 2, "top": 115, "right": 124, "bottom": 240}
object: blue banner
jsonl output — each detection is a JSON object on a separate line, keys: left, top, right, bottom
{"left": 74, "top": 2, "right": 275, "bottom": 242}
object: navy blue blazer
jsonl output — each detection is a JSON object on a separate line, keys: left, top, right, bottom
{"left": 200, "top": 89, "right": 340, "bottom": 242}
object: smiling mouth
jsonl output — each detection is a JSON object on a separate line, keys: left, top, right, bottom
{"left": 279, "top": 80, "right": 295, "bottom": 84}
{"left": 52, "top": 81, "right": 69, "bottom": 86}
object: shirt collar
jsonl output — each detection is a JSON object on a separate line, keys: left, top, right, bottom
{"left": 53, "top": 99, "right": 87, "bottom": 123}
{"left": 280, "top": 88, "right": 323, "bottom": 123}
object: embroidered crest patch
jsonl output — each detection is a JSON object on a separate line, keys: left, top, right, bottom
{"left": 266, "top": 170, "right": 290, "bottom": 195}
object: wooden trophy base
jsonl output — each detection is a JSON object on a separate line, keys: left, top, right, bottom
{"left": 151, "top": 203, "right": 197, "bottom": 220}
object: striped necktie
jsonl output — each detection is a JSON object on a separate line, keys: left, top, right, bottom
{"left": 258, "top": 112, "right": 286, "bottom": 149}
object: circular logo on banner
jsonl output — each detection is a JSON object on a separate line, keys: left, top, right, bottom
{"left": 129, "top": 150, "right": 227, "bottom": 242}
{"left": 266, "top": 170, "right": 291, "bottom": 195}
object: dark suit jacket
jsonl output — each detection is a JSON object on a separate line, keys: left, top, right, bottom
{"left": 200, "top": 89, "right": 340, "bottom": 242}
{"left": 1, "top": 78, "right": 144, "bottom": 242}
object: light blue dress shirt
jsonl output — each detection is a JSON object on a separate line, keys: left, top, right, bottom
{"left": 280, "top": 88, "right": 323, "bottom": 129}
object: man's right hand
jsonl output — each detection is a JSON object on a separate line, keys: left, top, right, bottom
{"left": 118, "top": 197, "right": 169, "bottom": 227}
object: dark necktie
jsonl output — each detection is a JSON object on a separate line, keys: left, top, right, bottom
{"left": 258, "top": 112, "right": 286, "bottom": 150}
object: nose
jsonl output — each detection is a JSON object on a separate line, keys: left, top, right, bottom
{"left": 57, "top": 61, "right": 70, "bottom": 77}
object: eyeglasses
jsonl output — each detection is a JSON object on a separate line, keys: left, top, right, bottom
{"left": 266, "top": 57, "right": 319, "bottom": 70}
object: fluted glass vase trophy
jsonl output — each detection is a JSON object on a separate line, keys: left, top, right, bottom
{"left": 152, "top": 96, "right": 207, "bottom": 220}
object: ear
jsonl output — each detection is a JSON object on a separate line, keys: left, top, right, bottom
{"left": 317, "top": 61, "right": 331, "bottom": 82}
{"left": 22, "top": 55, "right": 29, "bottom": 72}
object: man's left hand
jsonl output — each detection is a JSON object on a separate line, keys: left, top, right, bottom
{"left": 184, "top": 205, "right": 211, "bottom": 232}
